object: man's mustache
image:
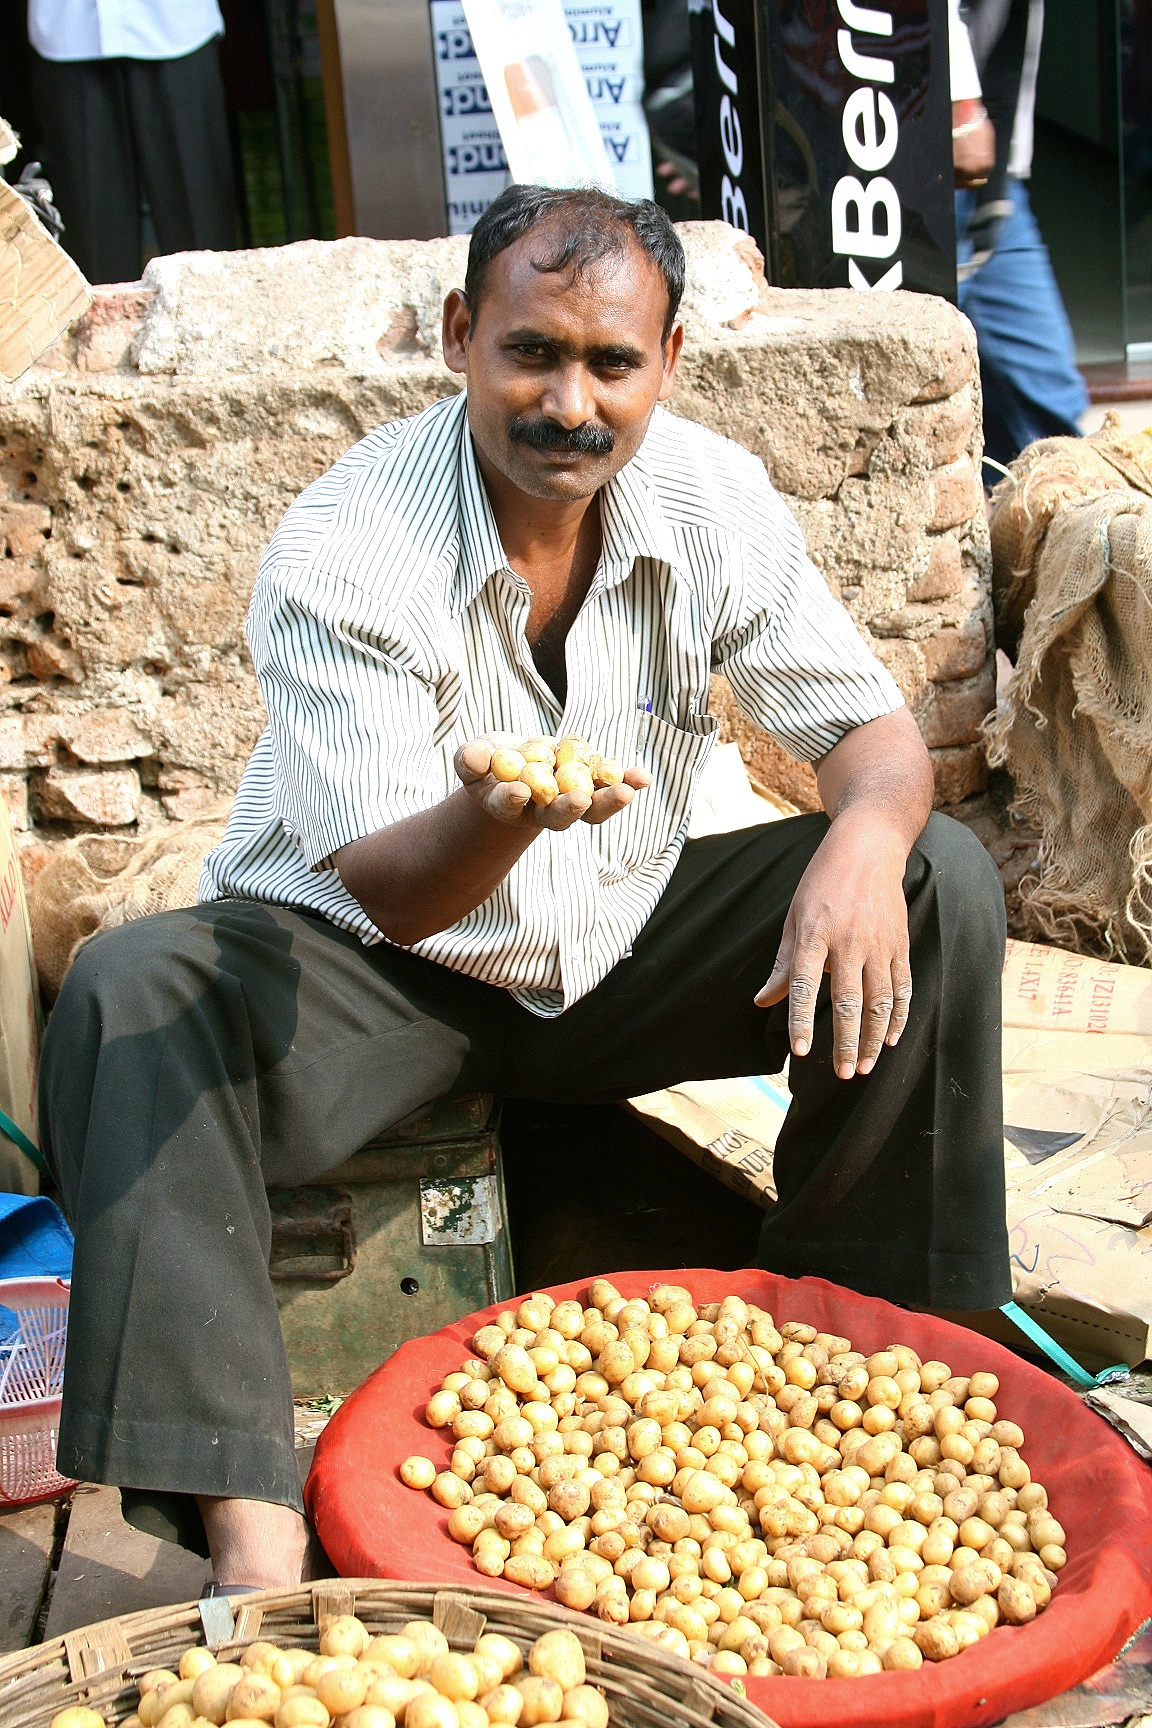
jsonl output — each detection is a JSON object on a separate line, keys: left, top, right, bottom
{"left": 508, "top": 415, "right": 615, "bottom": 455}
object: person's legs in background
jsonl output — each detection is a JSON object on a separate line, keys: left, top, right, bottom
{"left": 957, "top": 177, "right": 1088, "bottom": 470}
{"left": 124, "top": 41, "right": 237, "bottom": 257}
{"left": 30, "top": 39, "right": 236, "bottom": 286}
{"left": 29, "top": 54, "right": 142, "bottom": 283}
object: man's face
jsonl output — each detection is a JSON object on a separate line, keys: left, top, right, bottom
{"left": 442, "top": 230, "right": 683, "bottom": 502}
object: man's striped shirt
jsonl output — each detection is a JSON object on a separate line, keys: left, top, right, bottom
{"left": 200, "top": 391, "right": 903, "bottom": 1016}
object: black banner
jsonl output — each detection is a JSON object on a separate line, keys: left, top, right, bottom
{"left": 692, "top": 0, "right": 956, "bottom": 299}
{"left": 689, "top": 0, "right": 774, "bottom": 271}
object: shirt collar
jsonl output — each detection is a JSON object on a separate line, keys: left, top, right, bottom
{"left": 599, "top": 418, "right": 680, "bottom": 583}
{"left": 453, "top": 396, "right": 509, "bottom": 617}
{"left": 450, "top": 395, "right": 681, "bottom": 618}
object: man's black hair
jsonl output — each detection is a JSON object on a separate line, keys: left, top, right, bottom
{"left": 464, "top": 184, "right": 686, "bottom": 342}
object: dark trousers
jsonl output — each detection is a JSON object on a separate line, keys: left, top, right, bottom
{"left": 39, "top": 812, "right": 1009, "bottom": 1535}
{"left": 31, "top": 40, "right": 237, "bottom": 285}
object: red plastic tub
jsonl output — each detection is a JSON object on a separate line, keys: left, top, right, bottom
{"left": 308, "top": 1268, "right": 1152, "bottom": 1728}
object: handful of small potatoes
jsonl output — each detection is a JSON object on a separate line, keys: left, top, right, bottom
{"left": 487, "top": 738, "right": 623, "bottom": 809}
{"left": 50, "top": 1618, "right": 607, "bottom": 1728}
{"left": 400, "top": 1281, "right": 1065, "bottom": 1682}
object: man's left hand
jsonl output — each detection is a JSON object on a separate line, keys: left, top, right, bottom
{"left": 755, "top": 812, "right": 913, "bottom": 1079}
{"left": 953, "top": 99, "right": 995, "bottom": 188}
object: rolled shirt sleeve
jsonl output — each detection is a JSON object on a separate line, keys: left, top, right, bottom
{"left": 948, "top": 0, "right": 983, "bottom": 101}
{"left": 711, "top": 462, "right": 906, "bottom": 762}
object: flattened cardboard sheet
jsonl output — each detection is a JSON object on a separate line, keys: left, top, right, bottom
{"left": 0, "top": 176, "right": 91, "bottom": 382}
{"left": 0, "top": 802, "right": 41, "bottom": 1193}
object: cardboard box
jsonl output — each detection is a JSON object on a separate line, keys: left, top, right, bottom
{"left": 270, "top": 1094, "right": 514, "bottom": 1396}
{"left": 0, "top": 173, "right": 91, "bottom": 382}
{"left": 1000, "top": 941, "right": 1152, "bottom": 1369}
{"left": 0, "top": 800, "right": 42, "bottom": 1193}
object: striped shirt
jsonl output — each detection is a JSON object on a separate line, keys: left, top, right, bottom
{"left": 200, "top": 390, "right": 903, "bottom": 1016}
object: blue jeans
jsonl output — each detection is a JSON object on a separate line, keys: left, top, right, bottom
{"left": 956, "top": 178, "right": 1088, "bottom": 472}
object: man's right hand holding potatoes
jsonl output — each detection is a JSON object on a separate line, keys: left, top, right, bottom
{"left": 455, "top": 733, "right": 650, "bottom": 830}
{"left": 333, "top": 731, "right": 652, "bottom": 949}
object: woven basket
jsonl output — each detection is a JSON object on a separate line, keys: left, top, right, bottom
{"left": 0, "top": 1278, "right": 75, "bottom": 1507}
{"left": 0, "top": 1581, "right": 779, "bottom": 1728}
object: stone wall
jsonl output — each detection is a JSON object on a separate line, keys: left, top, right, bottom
{"left": 0, "top": 223, "right": 991, "bottom": 875}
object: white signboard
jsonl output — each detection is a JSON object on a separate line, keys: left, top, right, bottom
{"left": 432, "top": 0, "right": 652, "bottom": 235}
{"left": 461, "top": 0, "right": 615, "bottom": 190}
{"left": 564, "top": 0, "right": 651, "bottom": 200}
{"left": 433, "top": 1, "right": 510, "bottom": 234}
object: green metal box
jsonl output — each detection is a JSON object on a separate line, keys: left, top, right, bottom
{"left": 268, "top": 1093, "right": 514, "bottom": 1397}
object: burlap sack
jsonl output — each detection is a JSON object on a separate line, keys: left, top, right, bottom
{"left": 987, "top": 416, "right": 1152, "bottom": 962}
{"left": 28, "top": 806, "right": 231, "bottom": 1001}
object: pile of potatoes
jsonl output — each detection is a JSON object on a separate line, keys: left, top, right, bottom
{"left": 50, "top": 1618, "right": 607, "bottom": 1728}
{"left": 486, "top": 737, "right": 623, "bottom": 808}
{"left": 400, "top": 1281, "right": 1067, "bottom": 1681}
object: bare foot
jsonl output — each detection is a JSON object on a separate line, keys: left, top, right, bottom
{"left": 196, "top": 1495, "right": 323, "bottom": 1589}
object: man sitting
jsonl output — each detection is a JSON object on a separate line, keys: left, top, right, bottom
{"left": 39, "top": 185, "right": 1009, "bottom": 1592}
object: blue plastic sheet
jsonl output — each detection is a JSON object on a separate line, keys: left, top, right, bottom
{"left": 0, "top": 1194, "right": 72, "bottom": 1344}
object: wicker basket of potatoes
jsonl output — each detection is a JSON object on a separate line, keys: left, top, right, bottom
{"left": 0, "top": 1584, "right": 775, "bottom": 1728}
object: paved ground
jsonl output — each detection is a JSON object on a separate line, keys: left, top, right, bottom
{"left": 0, "top": 1410, "right": 321, "bottom": 1648}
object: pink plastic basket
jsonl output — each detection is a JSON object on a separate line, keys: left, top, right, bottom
{"left": 0, "top": 1276, "right": 76, "bottom": 1504}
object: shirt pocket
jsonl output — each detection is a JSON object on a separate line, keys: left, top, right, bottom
{"left": 596, "top": 707, "right": 718, "bottom": 881}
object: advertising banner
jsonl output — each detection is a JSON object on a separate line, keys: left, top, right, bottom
{"left": 461, "top": 0, "right": 616, "bottom": 191}
{"left": 433, "top": 0, "right": 510, "bottom": 234}
{"left": 688, "top": 0, "right": 772, "bottom": 265}
{"left": 432, "top": 0, "right": 651, "bottom": 235}
{"left": 691, "top": 0, "right": 956, "bottom": 298}
{"left": 565, "top": 0, "right": 653, "bottom": 199}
